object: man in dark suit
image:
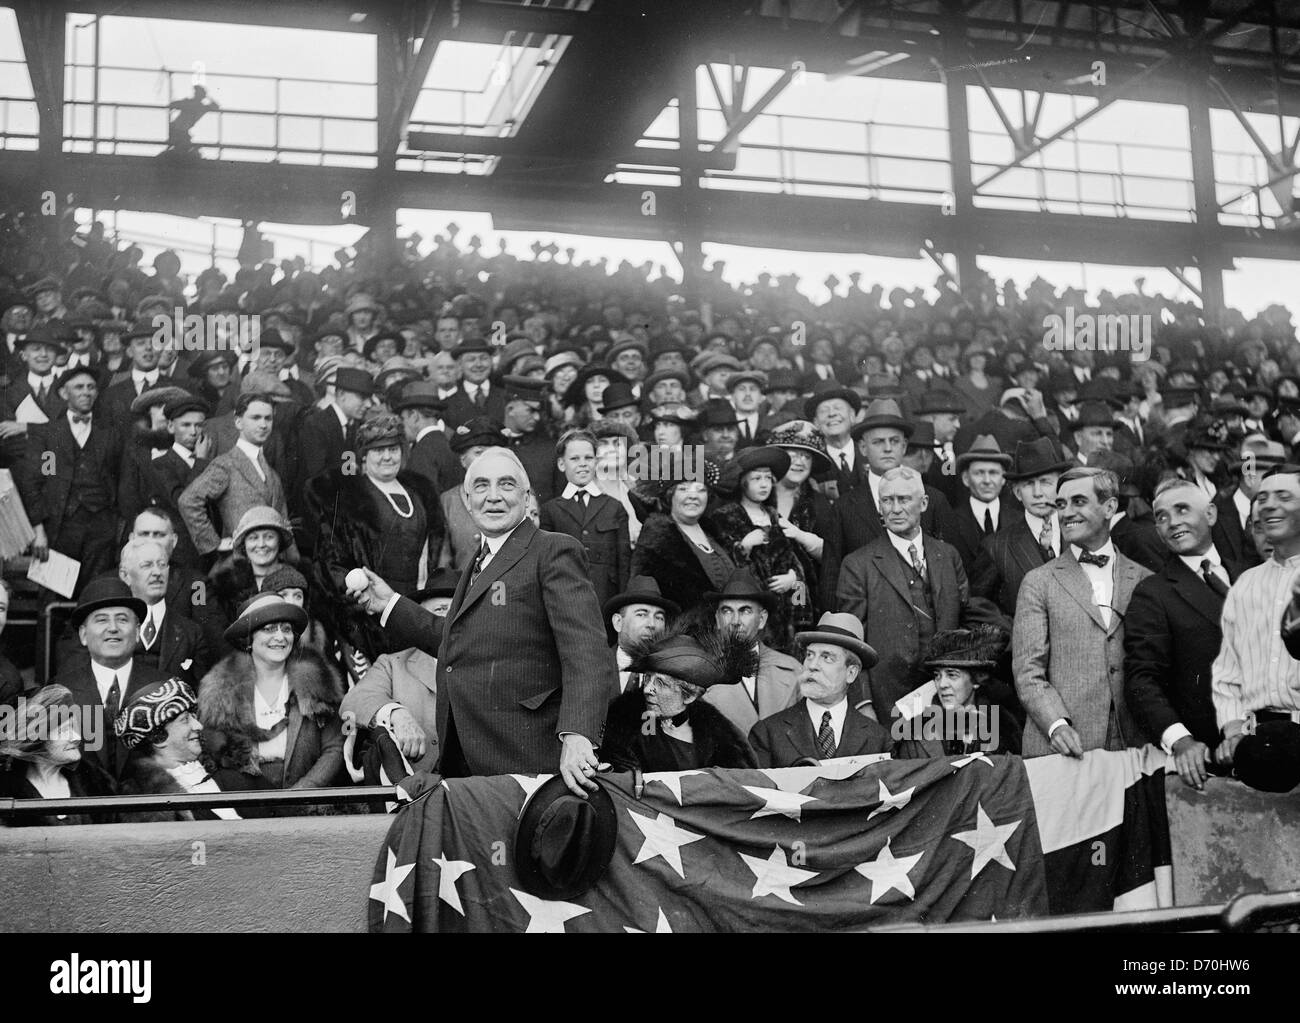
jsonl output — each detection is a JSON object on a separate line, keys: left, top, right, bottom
{"left": 1212, "top": 435, "right": 1285, "bottom": 570}
{"left": 948, "top": 434, "right": 1016, "bottom": 573}
{"left": 749, "top": 612, "right": 892, "bottom": 767}
{"left": 971, "top": 437, "right": 1070, "bottom": 617}
{"left": 442, "top": 338, "right": 504, "bottom": 429}
{"left": 500, "top": 375, "right": 560, "bottom": 505}
{"left": 836, "top": 466, "right": 972, "bottom": 718}
{"left": 820, "top": 399, "right": 956, "bottom": 609}
{"left": 20, "top": 365, "right": 127, "bottom": 594}
{"left": 352, "top": 447, "right": 616, "bottom": 795}
{"left": 118, "top": 537, "right": 214, "bottom": 686}
{"left": 0, "top": 323, "right": 71, "bottom": 426}
{"left": 296, "top": 366, "right": 373, "bottom": 486}
{"left": 1125, "top": 479, "right": 1242, "bottom": 789}
{"left": 806, "top": 380, "right": 861, "bottom": 499}
{"left": 97, "top": 323, "right": 164, "bottom": 425}
{"left": 394, "top": 382, "right": 458, "bottom": 493}
{"left": 540, "top": 428, "right": 630, "bottom": 612}
{"left": 127, "top": 507, "right": 230, "bottom": 655}
{"left": 914, "top": 389, "right": 965, "bottom": 506}
{"left": 52, "top": 577, "right": 170, "bottom": 781}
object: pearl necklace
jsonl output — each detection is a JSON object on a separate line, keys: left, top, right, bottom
{"left": 370, "top": 476, "right": 414, "bottom": 519}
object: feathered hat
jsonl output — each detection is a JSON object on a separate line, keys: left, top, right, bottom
{"left": 625, "top": 623, "right": 759, "bottom": 690}
{"left": 922, "top": 624, "right": 1009, "bottom": 670}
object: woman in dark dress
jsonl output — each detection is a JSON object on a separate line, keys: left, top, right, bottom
{"left": 766, "top": 420, "right": 837, "bottom": 622}
{"left": 305, "top": 413, "right": 445, "bottom": 667}
{"left": 707, "top": 445, "right": 808, "bottom": 653}
{"left": 602, "top": 626, "right": 758, "bottom": 773}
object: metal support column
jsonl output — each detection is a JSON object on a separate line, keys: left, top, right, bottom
{"left": 941, "top": 0, "right": 980, "bottom": 289}
{"left": 369, "top": 14, "right": 404, "bottom": 275}
{"left": 677, "top": 58, "right": 706, "bottom": 306}
{"left": 1185, "top": 1, "right": 1226, "bottom": 324}
{"left": 15, "top": 1, "right": 67, "bottom": 243}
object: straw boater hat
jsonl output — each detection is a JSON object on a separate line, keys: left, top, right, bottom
{"left": 795, "top": 611, "right": 878, "bottom": 668}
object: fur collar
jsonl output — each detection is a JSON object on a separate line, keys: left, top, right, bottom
{"left": 307, "top": 466, "right": 442, "bottom": 532}
{"left": 199, "top": 647, "right": 342, "bottom": 733}
{"left": 120, "top": 753, "right": 188, "bottom": 797}
{"left": 603, "top": 687, "right": 755, "bottom": 771}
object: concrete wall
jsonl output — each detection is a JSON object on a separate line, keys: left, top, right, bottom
{"left": 1, "top": 778, "right": 1296, "bottom": 931}
{"left": 0, "top": 815, "right": 391, "bottom": 932}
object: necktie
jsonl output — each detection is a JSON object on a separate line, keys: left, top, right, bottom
{"left": 1201, "top": 559, "right": 1230, "bottom": 598}
{"left": 473, "top": 385, "right": 486, "bottom": 409}
{"left": 256, "top": 451, "right": 269, "bottom": 481}
{"left": 104, "top": 674, "right": 121, "bottom": 730}
{"left": 816, "top": 710, "right": 836, "bottom": 760}
{"left": 983, "top": 506, "right": 995, "bottom": 534}
{"left": 907, "top": 542, "right": 924, "bottom": 577}
{"left": 839, "top": 453, "right": 850, "bottom": 474}
{"left": 578, "top": 491, "right": 589, "bottom": 509}
{"left": 36, "top": 380, "right": 48, "bottom": 404}
{"left": 1038, "top": 518, "right": 1055, "bottom": 561}
{"left": 1078, "top": 549, "right": 1110, "bottom": 567}
{"left": 740, "top": 419, "right": 751, "bottom": 440}
{"left": 142, "top": 611, "right": 157, "bottom": 647}
{"left": 469, "top": 541, "right": 489, "bottom": 586}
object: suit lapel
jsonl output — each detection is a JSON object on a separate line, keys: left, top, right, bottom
{"left": 838, "top": 709, "right": 874, "bottom": 756}
{"left": 784, "top": 703, "right": 819, "bottom": 761}
{"left": 1053, "top": 555, "right": 1107, "bottom": 630}
{"left": 871, "top": 544, "right": 914, "bottom": 607}
{"left": 1110, "top": 553, "right": 1142, "bottom": 629}
{"left": 922, "top": 537, "right": 945, "bottom": 608}
{"left": 1167, "top": 558, "right": 1224, "bottom": 625}
{"left": 452, "top": 520, "right": 534, "bottom": 623}
{"left": 1009, "top": 520, "right": 1044, "bottom": 575}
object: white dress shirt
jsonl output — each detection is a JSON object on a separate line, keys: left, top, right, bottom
{"left": 91, "top": 658, "right": 133, "bottom": 706}
{"left": 1025, "top": 511, "right": 1060, "bottom": 556}
{"left": 969, "top": 495, "right": 1000, "bottom": 532}
{"left": 886, "top": 527, "right": 926, "bottom": 574}
{"left": 562, "top": 482, "right": 603, "bottom": 502}
{"left": 464, "top": 380, "right": 490, "bottom": 403}
{"left": 27, "top": 370, "right": 54, "bottom": 396}
{"left": 67, "top": 408, "right": 91, "bottom": 448}
{"left": 736, "top": 410, "right": 759, "bottom": 438}
{"left": 1233, "top": 489, "right": 1251, "bottom": 531}
{"left": 254, "top": 678, "right": 289, "bottom": 761}
{"left": 139, "top": 600, "right": 167, "bottom": 650}
{"left": 867, "top": 469, "right": 884, "bottom": 511}
{"left": 379, "top": 520, "right": 526, "bottom": 625}
{"left": 172, "top": 441, "right": 196, "bottom": 468}
{"left": 826, "top": 437, "right": 855, "bottom": 474}
{"left": 1071, "top": 540, "right": 1116, "bottom": 627}
{"left": 166, "top": 762, "right": 241, "bottom": 820}
{"left": 616, "top": 646, "right": 633, "bottom": 693}
{"left": 132, "top": 368, "right": 159, "bottom": 393}
{"left": 235, "top": 438, "right": 267, "bottom": 481}
{"left": 805, "top": 696, "right": 848, "bottom": 750}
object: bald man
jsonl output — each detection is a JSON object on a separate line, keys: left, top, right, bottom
{"left": 1125, "top": 479, "right": 1243, "bottom": 789}
{"left": 836, "top": 466, "right": 972, "bottom": 717}
{"left": 350, "top": 447, "right": 616, "bottom": 796}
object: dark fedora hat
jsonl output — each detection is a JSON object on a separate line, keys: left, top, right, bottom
{"left": 851, "top": 398, "right": 914, "bottom": 440}
{"left": 449, "top": 417, "right": 506, "bottom": 454}
{"left": 333, "top": 366, "right": 376, "bottom": 397}
{"left": 223, "top": 593, "right": 309, "bottom": 647}
{"left": 597, "top": 380, "right": 639, "bottom": 414}
{"left": 501, "top": 374, "right": 547, "bottom": 405}
{"left": 603, "top": 574, "right": 681, "bottom": 619}
{"left": 803, "top": 378, "right": 861, "bottom": 420}
{"left": 390, "top": 381, "right": 445, "bottom": 413}
{"left": 18, "top": 323, "right": 72, "bottom": 352}
{"left": 409, "top": 566, "right": 461, "bottom": 603}
{"left": 1006, "top": 437, "right": 1073, "bottom": 481}
{"left": 1232, "top": 721, "right": 1300, "bottom": 794}
{"left": 795, "top": 611, "right": 878, "bottom": 668}
{"left": 703, "top": 567, "right": 777, "bottom": 612}
{"left": 956, "top": 433, "right": 1012, "bottom": 470}
{"left": 1072, "top": 401, "right": 1117, "bottom": 430}
{"left": 70, "top": 576, "right": 147, "bottom": 629}
{"left": 513, "top": 773, "right": 618, "bottom": 901}
{"left": 257, "top": 327, "right": 296, "bottom": 355}
{"left": 906, "top": 420, "right": 936, "bottom": 450}
{"left": 450, "top": 337, "right": 493, "bottom": 358}
{"left": 697, "top": 398, "right": 741, "bottom": 429}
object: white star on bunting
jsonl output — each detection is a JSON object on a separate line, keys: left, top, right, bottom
{"left": 511, "top": 774, "right": 551, "bottom": 801}
{"left": 951, "top": 803, "right": 1021, "bottom": 879}
{"left": 643, "top": 770, "right": 704, "bottom": 805}
{"left": 628, "top": 809, "right": 706, "bottom": 879}
{"left": 853, "top": 838, "right": 924, "bottom": 904}
{"left": 509, "top": 887, "right": 591, "bottom": 933}
{"left": 369, "top": 848, "right": 415, "bottom": 925}
{"left": 624, "top": 908, "right": 674, "bottom": 933}
{"left": 743, "top": 785, "right": 818, "bottom": 821}
{"left": 738, "top": 845, "right": 820, "bottom": 906}
{"left": 867, "top": 778, "right": 915, "bottom": 820}
{"left": 430, "top": 855, "right": 476, "bottom": 915}
{"left": 951, "top": 751, "right": 995, "bottom": 769}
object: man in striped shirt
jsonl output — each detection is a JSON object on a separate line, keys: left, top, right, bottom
{"left": 1212, "top": 465, "right": 1300, "bottom": 767}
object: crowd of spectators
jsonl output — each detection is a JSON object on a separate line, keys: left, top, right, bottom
{"left": 2, "top": 198, "right": 1300, "bottom": 828}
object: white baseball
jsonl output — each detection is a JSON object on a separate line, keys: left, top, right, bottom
{"left": 345, "top": 568, "right": 369, "bottom": 592}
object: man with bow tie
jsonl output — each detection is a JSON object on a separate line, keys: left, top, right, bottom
{"left": 1013, "top": 466, "right": 1152, "bottom": 757}
{"left": 19, "top": 365, "right": 126, "bottom": 594}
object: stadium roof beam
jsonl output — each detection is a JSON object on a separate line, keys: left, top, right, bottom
{"left": 711, "top": 65, "right": 796, "bottom": 155}
{"left": 1165, "top": 266, "right": 1204, "bottom": 300}
{"left": 383, "top": 0, "right": 454, "bottom": 158}
{"left": 404, "top": 131, "right": 738, "bottom": 171}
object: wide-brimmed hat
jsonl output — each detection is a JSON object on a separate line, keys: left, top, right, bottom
{"left": 733, "top": 444, "right": 790, "bottom": 481}
{"left": 334, "top": 366, "right": 376, "bottom": 397}
{"left": 223, "top": 593, "right": 309, "bottom": 647}
{"left": 956, "top": 433, "right": 1012, "bottom": 470}
{"left": 449, "top": 417, "right": 506, "bottom": 454}
{"left": 626, "top": 626, "right": 759, "bottom": 689}
{"left": 766, "top": 419, "right": 835, "bottom": 473}
{"left": 597, "top": 381, "right": 639, "bottom": 414}
{"left": 795, "top": 611, "right": 878, "bottom": 668}
{"left": 1006, "top": 437, "right": 1073, "bottom": 481}
{"left": 543, "top": 351, "right": 585, "bottom": 379}
{"left": 851, "top": 398, "right": 914, "bottom": 440}
{"left": 697, "top": 398, "right": 741, "bottom": 429}
{"left": 1233, "top": 721, "right": 1300, "bottom": 793}
{"left": 390, "top": 381, "right": 445, "bottom": 414}
{"left": 906, "top": 421, "right": 936, "bottom": 449}
{"left": 70, "top": 576, "right": 146, "bottom": 629}
{"left": 923, "top": 625, "right": 1008, "bottom": 670}
{"left": 130, "top": 385, "right": 192, "bottom": 417}
{"left": 409, "top": 567, "right": 461, "bottom": 603}
{"left": 114, "top": 678, "right": 198, "bottom": 750}
{"left": 803, "top": 379, "right": 861, "bottom": 420}
{"left": 513, "top": 773, "right": 619, "bottom": 901}
{"left": 355, "top": 413, "right": 405, "bottom": 455}
{"left": 602, "top": 574, "right": 681, "bottom": 619}
{"left": 232, "top": 505, "right": 294, "bottom": 554}
{"left": 913, "top": 389, "right": 965, "bottom": 415}
{"left": 702, "top": 567, "right": 777, "bottom": 612}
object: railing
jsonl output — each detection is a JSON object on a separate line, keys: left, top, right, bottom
{"left": 0, "top": 784, "right": 400, "bottom": 818}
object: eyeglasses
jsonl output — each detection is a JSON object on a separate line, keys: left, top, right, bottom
{"left": 257, "top": 622, "right": 297, "bottom": 636}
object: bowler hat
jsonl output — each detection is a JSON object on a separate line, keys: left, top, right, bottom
{"left": 703, "top": 567, "right": 777, "bottom": 612}
{"left": 513, "top": 773, "right": 619, "bottom": 901}
{"left": 70, "top": 576, "right": 146, "bottom": 629}
{"left": 603, "top": 574, "right": 681, "bottom": 619}
{"left": 1005, "top": 437, "right": 1072, "bottom": 481}
{"left": 390, "top": 381, "right": 445, "bottom": 413}
{"left": 449, "top": 417, "right": 506, "bottom": 454}
{"left": 795, "top": 611, "right": 878, "bottom": 669}
{"left": 803, "top": 379, "right": 861, "bottom": 420}
{"left": 956, "top": 434, "right": 1012, "bottom": 470}
{"left": 851, "top": 398, "right": 914, "bottom": 440}
{"left": 1233, "top": 721, "right": 1300, "bottom": 793}
{"left": 114, "top": 678, "right": 198, "bottom": 750}
{"left": 597, "top": 381, "right": 639, "bottom": 414}
{"left": 223, "top": 593, "right": 309, "bottom": 647}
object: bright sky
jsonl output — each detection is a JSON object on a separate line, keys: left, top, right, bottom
{"left": 3, "top": 8, "right": 1294, "bottom": 317}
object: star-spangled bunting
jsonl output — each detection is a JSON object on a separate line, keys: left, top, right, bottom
{"left": 643, "top": 770, "right": 704, "bottom": 805}
{"left": 628, "top": 809, "right": 705, "bottom": 879}
{"left": 951, "top": 751, "right": 995, "bottom": 770}
{"left": 509, "top": 887, "right": 591, "bottom": 933}
{"left": 431, "top": 855, "right": 476, "bottom": 915}
{"left": 951, "top": 802, "right": 1021, "bottom": 878}
{"left": 743, "top": 785, "right": 818, "bottom": 821}
{"left": 511, "top": 774, "right": 551, "bottom": 800}
{"left": 853, "top": 838, "right": 924, "bottom": 904}
{"left": 625, "top": 908, "right": 674, "bottom": 933}
{"left": 739, "top": 845, "right": 820, "bottom": 906}
{"left": 867, "top": 778, "right": 915, "bottom": 820}
{"left": 369, "top": 848, "right": 414, "bottom": 925}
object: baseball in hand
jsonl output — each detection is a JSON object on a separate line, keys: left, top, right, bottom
{"left": 345, "top": 568, "right": 369, "bottom": 592}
